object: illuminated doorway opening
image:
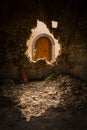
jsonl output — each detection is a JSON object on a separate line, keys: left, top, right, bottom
{"left": 32, "top": 34, "right": 55, "bottom": 61}
{"left": 26, "top": 20, "right": 61, "bottom": 62}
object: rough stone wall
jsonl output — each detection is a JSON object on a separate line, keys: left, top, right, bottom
{"left": 0, "top": 0, "right": 87, "bottom": 83}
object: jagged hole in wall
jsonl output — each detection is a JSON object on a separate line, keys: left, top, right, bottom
{"left": 26, "top": 20, "right": 61, "bottom": 63}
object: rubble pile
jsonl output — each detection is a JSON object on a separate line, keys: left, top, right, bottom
{"left": 0, "top": 75, "right": 87, "bottom": 122}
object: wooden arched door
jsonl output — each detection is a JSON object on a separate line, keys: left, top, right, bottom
{"left": 34, "top": 36, "right": 52, "bottom": 61}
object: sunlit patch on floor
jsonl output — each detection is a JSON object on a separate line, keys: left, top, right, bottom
{"left": 19, "top": 83, "right": 61, "bottom": 121}
{"left": 0, "top": 73, "right": 87, "bottom": 130}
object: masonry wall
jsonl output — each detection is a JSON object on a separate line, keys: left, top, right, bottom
{"left": 0, "top": 0, "right": 87, "bottom": 83}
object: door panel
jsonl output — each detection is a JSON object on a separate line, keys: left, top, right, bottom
{"left": 35, "top": 37, "right": 51, "bottom": 61}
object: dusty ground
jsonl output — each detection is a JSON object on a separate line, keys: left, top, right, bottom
{"left": 0, "top": 75, "right": 87, "bottom": 130}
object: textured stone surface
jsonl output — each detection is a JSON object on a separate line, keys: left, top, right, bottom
{"left": 0, "top": 75, "right": 87, "bottom": 129}
{"left": 0, "top": 0, "right": 87, "bottom": 82}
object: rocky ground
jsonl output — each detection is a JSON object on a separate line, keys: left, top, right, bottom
{"left": 0, "top": 74, "right": 87, "bottom": 130}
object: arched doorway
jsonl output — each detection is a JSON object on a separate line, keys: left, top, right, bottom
{"left": 32, "top": 34, "right": 55, "bottom": 61}
{"left": 34, "top": 36, "right": 51, "bottom": 61}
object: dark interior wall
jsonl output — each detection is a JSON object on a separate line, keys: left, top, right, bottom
{"left": 0, "top": 0, "right": 87, "bottom": 82}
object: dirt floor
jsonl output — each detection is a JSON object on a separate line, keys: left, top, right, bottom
{"left": 0, "top": 75, "right": 87, "bottom": 130}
